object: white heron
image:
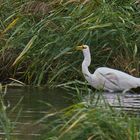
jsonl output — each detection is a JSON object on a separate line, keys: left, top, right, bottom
{"left": 76, "top": 45, "right": 140, "bottom": 92}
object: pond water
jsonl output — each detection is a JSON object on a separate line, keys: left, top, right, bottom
{"left": 0, "top": 87, "right": 74, "bottom": 140}
{"left": 0, "top": 87, "right": 140, "bottom": 139}
{"left": 84, "top": 91, "right": 140, "bottom": 114}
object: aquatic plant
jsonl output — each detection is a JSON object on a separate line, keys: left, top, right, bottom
{"left": 0, "top": 85, "right": 22, "bottom": 139}
{"left": 0, "top": 0, "right": 140, "bottom": 86}
{"left": 40, "top": 90, "right": 140, "bottom": 140}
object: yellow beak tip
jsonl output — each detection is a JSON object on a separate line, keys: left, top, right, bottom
{"left": 76, "top": 46, "right": 83, "bottom": 51}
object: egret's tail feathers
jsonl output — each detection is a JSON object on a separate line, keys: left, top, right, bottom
{"left": 136, "top": 78, "right": 140, "bottom": 87}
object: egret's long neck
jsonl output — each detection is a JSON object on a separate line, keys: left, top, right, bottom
{"left": 82, "top": 48, "right": 91, "bottom": 76}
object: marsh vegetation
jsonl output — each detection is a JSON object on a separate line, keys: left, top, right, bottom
{"left": 41, "top": 97, "right": 140, "bottom": 140}
{"left": 0, "top": 0, "right": 140, "bottom": 87}
{"left": 0, "top": 86, "right": 140, "bottom": 140}
{"left": 0, "top": 0, "right": 140, "bottom": 139}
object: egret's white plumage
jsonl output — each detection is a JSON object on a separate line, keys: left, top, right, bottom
{"left": 77, "top": 45, "right": 140, "bottom": 92}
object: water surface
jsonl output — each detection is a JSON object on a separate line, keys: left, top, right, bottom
{"left": 1, "top": 87, "right": 73, "bottom": 140}
{"left": 1, "top": 87, "right": 140, "bottom": 139}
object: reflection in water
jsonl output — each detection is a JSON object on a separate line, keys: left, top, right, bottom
{"left": 83, "top": 91, "right": 140, "bottom": 114}
{"left": 0, "top": 87, "right": 73, "bottom": 140}
{"left": 103, "top": 92, "right": 140, "bottom": 108}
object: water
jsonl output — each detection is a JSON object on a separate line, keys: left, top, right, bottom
{"left": 1, "top": 87, "right": 140, "bottom": 139}
{"left": 84, "top": 91, "right": 140, "bottom": 114}
{"left": 0, "top": 87, "right": 74, "bottom": 140}
{"left": 103, "top": 92, "right": 140, "bottom": 109}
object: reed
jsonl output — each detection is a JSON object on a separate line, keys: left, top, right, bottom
{"left": 0, "top": 0, "right": 140, "bottom": 86}
{"left": 40, "top": 89, "right": 140, "bottom": 140}
{"left": 0, "top": 85, "right": 22, "bottom": 139}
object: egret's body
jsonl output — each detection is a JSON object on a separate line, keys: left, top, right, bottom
{"left": 77, "top": 45, "right": 140, "bottom": 92}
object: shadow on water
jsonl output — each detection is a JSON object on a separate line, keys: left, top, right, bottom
{"left": 0, "top": 87, "right": 74, "bottom": 140}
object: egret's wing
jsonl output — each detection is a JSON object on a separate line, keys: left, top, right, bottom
{"left": 102, "top": 72, "right": 138, "bottom": 89}
{"left": 94, "top": 67, "right": 140, "bottom": 91}
{"left": 99, "top": 72, "right": 119, "bottom": 86}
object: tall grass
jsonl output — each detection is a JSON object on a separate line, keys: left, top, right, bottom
{"left": 0, "top": 0, "right": 140, "bottom": 86}
{"left": 0, "top": 85, "right": 12, "bottom": 139}
{"left": 0, "top": 85, "right": 22, "bottom": 139}
{"left": 40, "top": 89, "right": 140, "bottom": 140}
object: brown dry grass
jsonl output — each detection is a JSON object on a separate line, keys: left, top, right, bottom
{"left": 21, "top": 1, "right": 53, "bottom": 16}
{"left": 109, "top": 53, "right": 140, "bottom": 77}
{"left": 21, "top": 0, "right": 90, "bottom": 15}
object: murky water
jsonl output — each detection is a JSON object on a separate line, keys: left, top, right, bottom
{"left": 0, "top": 87, "right": 140, "bottom": 139}
{"left": 0, "top": 87, "right": 74, "bottom": 140}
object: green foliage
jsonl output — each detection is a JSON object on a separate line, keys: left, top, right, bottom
{"left": 40, "top": 92, "right": 140, "bottom": 140}
{"left": 0, "top": 0, "right": 140, "bottom": 86}
{"left": 0, "top": 85, "right": 22, "bottom": 139}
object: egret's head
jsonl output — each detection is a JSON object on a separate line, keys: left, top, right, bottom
{"left": 76, "top": 45, "right": 90, "bottom": 55}
{"left": 76, "top": 45, "right": 89, "bottom": 51}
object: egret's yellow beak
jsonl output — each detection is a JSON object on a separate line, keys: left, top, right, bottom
{"left": 76, "top": 45, "right": 86, "bottom": 51}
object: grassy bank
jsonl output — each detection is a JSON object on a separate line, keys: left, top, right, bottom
{"left": 0, "top": 0, "right": 140, "bottom": 86}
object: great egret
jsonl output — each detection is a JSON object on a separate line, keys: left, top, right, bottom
{"left": 76, "top": 45, "right": 140, "bottom": 92}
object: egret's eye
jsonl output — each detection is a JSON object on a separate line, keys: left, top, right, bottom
{"left": 82, "top": 45, "right": 87, "bottom": 49}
